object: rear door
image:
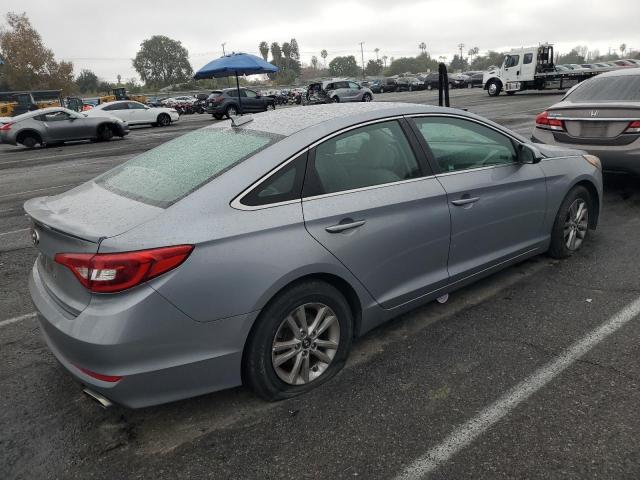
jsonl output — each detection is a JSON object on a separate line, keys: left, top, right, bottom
{"left": 302, "top": 118, "right": 451, "bottom": 308}
{"left": 126, "top": 101, "right": 149, "bottom": 123}
{"left": 347, "top": 82, "right": 361, "bottom": 101}
{"left": 410, "top": 115, "right": 547, "bottom": 280}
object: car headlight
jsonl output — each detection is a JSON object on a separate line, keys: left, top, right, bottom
{"left": 583, "top": 154, "right": 602, "bottom": 169}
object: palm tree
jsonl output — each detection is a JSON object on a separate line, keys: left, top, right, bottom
{"left": 620, "top": 43, "right": 627, "bottom": 56}
{"left": 374, "top": 48, "right": 380, "bottom": 61}
{"left": 419, "top": 42, "right": 426, "bottom": 54}
{"left": 320, "top": 49, "right": 328, "bottom": 68}
{"left": 381, "top": 55, "right": 388, "bottom": 68}
{"left": 258, "top": 41, "right": 269, "bottom": 62}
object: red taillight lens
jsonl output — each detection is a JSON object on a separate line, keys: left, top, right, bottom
{"left": 0, "top": 122, "right": 14, "bottom": 131}
{"left": 55, "top": 245, "right": 193, "bottom": 293}
{"left": 535, "top": 111, "right": 565, "bottom": 131}
{"left": 625, "top": 120, "right": 640, "bottom": 133}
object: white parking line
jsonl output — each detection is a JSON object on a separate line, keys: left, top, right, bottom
{"left": 0, "top": 228, "right": 29, "bottom": 237}
{"left": 0, "top": 312, "right": 37, "bottom": 328}
{"left": 395, "top": 295, "right": 640, "bottom": 479}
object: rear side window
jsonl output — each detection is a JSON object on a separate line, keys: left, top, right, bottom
{"left": 104, "top": 103, "right": 127, "bottom": 111}
{"left": 524, "top": 53, "right": 533, "bottom": 64}
{"left": 567, "top": 75, "right": 640, "bottom": 102}
{"left": 305, "top": 120, "right": 422, "bottom": 196}
{"left": 96, "top": 128, "right": 282, "bottom": 208}
{"left": 241, "top": 152, "right": 307, "bottom": 207}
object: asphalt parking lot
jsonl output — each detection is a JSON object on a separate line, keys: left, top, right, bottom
{"left": 2, "top": 88, "right": 640, "bottom": 479}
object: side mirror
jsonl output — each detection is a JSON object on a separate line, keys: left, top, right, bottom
{"left": 518, "top": 144, "right": 542, "bottom": 164}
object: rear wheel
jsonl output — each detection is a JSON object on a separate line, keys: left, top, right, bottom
{"left": 427, "top": 84, "right": 433, "bottom": 90}
{"left": 331, "top": 96, "right": 340, "bottom": 103}
{"left": 549, "top": 186, "right": 592, "bottom": 259}
{"left": 20, "top": 133, "right": 40, "bottom": 148}
{"left": 225, "top": 105, "right": 238, "bottom": 118}
{"left": 361, "top": 93, "right": 372, "bottom": 102}
{"left": 157, "top": 113, "right": 171, "bottom": 127}
{"left": 213, "top": 113, "right": 223, "bottom": 120}
{"left": 266, "top": 102, "right": 276, "bottom": 110}
{"left": 96, "top": 124, "right": 113, "bottom": 141}
{"left": 243, "top": 281, "right": 353, "bottom": 401}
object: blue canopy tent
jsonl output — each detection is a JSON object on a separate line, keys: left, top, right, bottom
{"left": 194, "top": 53, "right": 278, "bottom": 115}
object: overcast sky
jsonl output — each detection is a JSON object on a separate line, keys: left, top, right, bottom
{"left": 10, "top": 0, "right": 640, "bottom": 82}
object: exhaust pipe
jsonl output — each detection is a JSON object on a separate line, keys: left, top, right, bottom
{"left": 83, "top": 388, "right": 113, "bottom": 409}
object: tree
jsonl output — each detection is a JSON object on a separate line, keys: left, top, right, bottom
{"left": 116, "top": 74, "right": 121, "bottom": 85}
{"left": 365, "top": 59, "right": 383, "bottom": 76}
{"left": 449, "top": 54, "right": 468, "bottom": 72}
{"left": 467, "top": 46, "right": 479, "bottom": 63}
{"left": 270, "top": 42, "right": 282, "bottom": 67}
{"left": 320, "top": 49, "right": 328, "bottom": 68}
{"left": 310, "top": 56, "right": 319, "bottom": 70}
{"left": 76, "top": 69, "right": 98, "bottom": 93}
{"left": 258, "top": 41, "right": 269, "bottom": 62}
{"left": 470, "top": 50, "right": 505, "bottom": 70}
{"left": 620, "top": 43, "right": 627, "bottom": 56}
{"left": 132, "top": 35, "right": 193, "bottom": 88}
{"left": 281, "top": 42, "right": 291, "bottom": 70}
{"left": 374, "top": 48, "right": 380, "bottom": 60}
{"left": 0, "top": 12, "right": 75, "bottom": 93}
{"left": 329, "top": 55, "right": 360, "bottom": 77}
{"left": 557, "top": 46, "right": 587, "bottom": 65}
{"left": 419, "top": 42, "right": 426, "bottom": 54}
{"left": 381, "top": 55, "right": 388, "bottom": 68}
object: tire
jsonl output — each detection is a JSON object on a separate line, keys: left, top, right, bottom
{"left": 331, "top": 96, "right": 340, "bottom": 103}
{"left": 157, "top": 113, "right": 171, "bottom": 127}
{"left": 213, "top": 114, "right": 223, "bottom": 120}
{"left": 361, "top": 93, "right": 372, "bottom": 102}
{"left": 548, "top": 186, "right": 592, "bottom": 259}
{"left": 266, "top": 102, "right": 276, "bottom": 111}
{"left": 96, "top": 124, "right": 113, "bottom": 142}
{"left": 243, "top": 280, "right": 354, "bottom": 401}
{"left": 225, "top": 105, "right": 238, "bottom": 118}
{"left": 467, "top": 83, "right": 472, "bottom": 89}
{"left": 20, "top": 134, "right": 40, "bottom": 148}
{"left": 487, "top": 80, "right": 502, "bottom": 96}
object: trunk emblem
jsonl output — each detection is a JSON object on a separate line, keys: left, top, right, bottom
{"left": 31, "top": 228, "right": 39, "bottom": 246}
{"left": 590, "top": 110, "right": 599, "bottom": 117}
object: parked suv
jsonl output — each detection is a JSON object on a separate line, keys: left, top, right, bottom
{"left": 206, "top": 88, "right": 276, "bottom": 119}
{"left": 380, "top": 78, "right": 398, "bottom": 93}
{"left": 317, "top": 81, "right": 373, "bottom": 103}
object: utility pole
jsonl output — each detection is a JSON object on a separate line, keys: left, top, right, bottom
{"left": 359, "top": 42, "right": 366, "bottom": 79}
{"left": 457, "top": 43, "right": 465, "bottom": 60}
{"left": 222, "top": 42, "right": 226, "bottom": 56}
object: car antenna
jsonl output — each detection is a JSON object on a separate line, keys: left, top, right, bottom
{"left": 230, "top": 115, "right": 253, "bottom": 127}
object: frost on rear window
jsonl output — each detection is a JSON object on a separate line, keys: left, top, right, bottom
{"left": 567, "top": 75, "right": 640, "bottom": 102}
{"left": 95, "top": 127, "right": 280, "bottom": 207}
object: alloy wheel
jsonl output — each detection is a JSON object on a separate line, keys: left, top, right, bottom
{"left": 271, "top": 303, "right": 340, "bottom": 385}
{"left": 564, "top": 199, "right": 588, "bottom": 251}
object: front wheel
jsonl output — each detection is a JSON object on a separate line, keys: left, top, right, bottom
{"left": 157, "top": 113, "right": 171, "bottom": 127}
{"left": 331, "top": 96, "right": 340, "bottom": 103}
{"left": 243, "top": 281, "right": 353, "bottom": 401}
{"left": 487, "top": 80, "right": 502, "bottom": 96}
{"left": 548, "top": 186, "right": 592, "bottom": 259}
{"left": 96, "top": 125, "right": 113, "bottom": 141}
{"left": 225, "top": 105, "right": 239, "bottom": 118}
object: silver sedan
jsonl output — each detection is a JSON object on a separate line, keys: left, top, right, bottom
{"left": 26, "top": 103, "right": 602, "bottom": 408}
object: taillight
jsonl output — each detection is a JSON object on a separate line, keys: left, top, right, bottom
{"left": 535, "top": 111, "right": 565, "bottom": 131}
{"left": 55, "top": 245, "right": 193, "bottom": 293}
{"left": 0, "top": 122, "right": 14, "bottom": 131}
{"left": 624, "top": 120, "right": 640, "bottom": 133}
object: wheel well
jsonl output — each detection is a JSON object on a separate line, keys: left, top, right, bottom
{"left": 261, "top": 273, "right": 363, "bottom": 338}
{"left": 16, "top": 129, "right": 41, "bottom": 144}
{"left": 97, "top": 122, "right": 116, "bottom": 134}
{"left": 157, "top": 112, "right": 169, "bottom": 120}
{"left": 575, "top": 180, "right": 600, "bottom": 228}
{"left": 484, "top": 78, "right": 502, "bottom": 89}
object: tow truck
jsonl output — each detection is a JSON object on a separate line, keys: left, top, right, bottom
{"left": 482, "top": 44, "right": 603, "bottom": 97}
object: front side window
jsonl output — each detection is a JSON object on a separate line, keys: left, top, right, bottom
{"left": 245, "top": 90, "right": 257, "bottom": 98}
{"left": 348, "top": 82, "right": 360, "bottom": 89}
{"left": 96, "top": 127, "right": 282, "bottom": 207}
{"left": 104, "top": 103, "right": 127, "bottom": 111}
{"left": 413, "top": 117, "right": 517, "bottom": 173}
{"left": 306, "top": 120, "right": 422, "bottom": 196}
{"left": 44, "top": 111, "right": 72, "bottom": 122}
{"left": 505, "top": 55, "right": 520, "bottom": 68}
{"left": 128, "top": 102, "right": 146, "bottom": 110}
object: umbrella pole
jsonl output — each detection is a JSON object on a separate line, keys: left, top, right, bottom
{"left": 235, "top": 72, "right": 243, "bottom": 116}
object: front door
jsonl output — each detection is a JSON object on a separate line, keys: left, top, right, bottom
{"left": 41, "top": 110, "right": 90, "bottom": 141}
{"left": 302, "top": 119, "right": 451, "bottom": 308}
{"left": 410, "top": 115, "right": 547, "bottom": 280}
{"left": 243, "top": 89, "right": 262, "bottom": 112}
{"left": 502, "top": 53, "right": 521, "bottom": 84}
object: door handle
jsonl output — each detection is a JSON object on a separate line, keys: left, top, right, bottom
{"left": 451, "top": 196, "right": 480, "bottom": 206}
{"left": 325, "top": 220, "right": 366, "bottom": 233}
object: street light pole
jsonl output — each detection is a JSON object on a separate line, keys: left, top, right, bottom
{"left": 359, "top": 42, "right": 365, "bottom": 80}
{"left": 221, "top": 43, "right": 226, "bottom": 56}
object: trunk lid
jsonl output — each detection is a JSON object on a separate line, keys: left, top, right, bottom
{"left": 25, "top": 181, "right": 164, "bottom": 314}
{"left": 548, "top": 102, "right": 640, "bottom": 140}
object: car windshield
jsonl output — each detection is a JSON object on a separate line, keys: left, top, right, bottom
{"left": 95, "top": 127, "right": 282, "bottom": 207}
{"left": 567, "top": 75, "right": 640, "bottom": 103}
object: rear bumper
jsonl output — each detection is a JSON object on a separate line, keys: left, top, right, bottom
{"left": 532, "top": 127, "right": 640, "bottom": 176}
{"left": 29, "top": 262, "right": 258, "bottom": 408}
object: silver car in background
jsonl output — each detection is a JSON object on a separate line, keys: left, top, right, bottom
{"left": 26, "top": 103, "right": 602, "bottom": 408}
{"left": 323, "top": 80, "right": 374, "bottom": 103}
{"left": 0, "top": 107, "right": 129, "bottom": 148}
{"left": 532, "top": 68, "right": 640, "bottom": 176}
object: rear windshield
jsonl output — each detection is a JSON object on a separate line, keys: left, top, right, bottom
{"left": 95, "top": 127, "right": 281, "bottom": 208}
{"left": 567, "top": 75, "right": 640, "bottom": 103}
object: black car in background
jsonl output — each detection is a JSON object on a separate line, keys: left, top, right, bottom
{"left": 423, "top": 72, "right": 454, "bottom": 90}
{"left": 395, "top": 78, "right": 410, "bottom": 92}
{"left": 379, "top": 78, "right": 398, "bottom": 93}
{"left": 206, "top": 88, "right": 276, "bottom": 119}
{"left": 467, "top": 72, "right": 484, "bottom": 88}
{"left": 369, "top": 80, "right": 383, "bottom": 93}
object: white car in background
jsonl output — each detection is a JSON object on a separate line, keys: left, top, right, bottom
{"left": 86, "top": 101, "right": 179, "bottom": 127}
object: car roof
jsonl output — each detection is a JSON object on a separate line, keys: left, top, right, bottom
{"left": 95, "top": 100, "right": 136, "bottom": 108}
{"left": 216, "top": 102, "right": 503, "bottom": 138}
{"left": 594, "top": 67, "right": 640, "bottom": 78}
{"left": 13, "top": 107, "right": 74, "bottom": 121}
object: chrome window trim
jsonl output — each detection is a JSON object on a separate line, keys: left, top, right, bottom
{"left": 231, "top": 115, "right": 421, "bottom": 211}
{"left": 302, "top": 175, "right": 436, "bottom": 202}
